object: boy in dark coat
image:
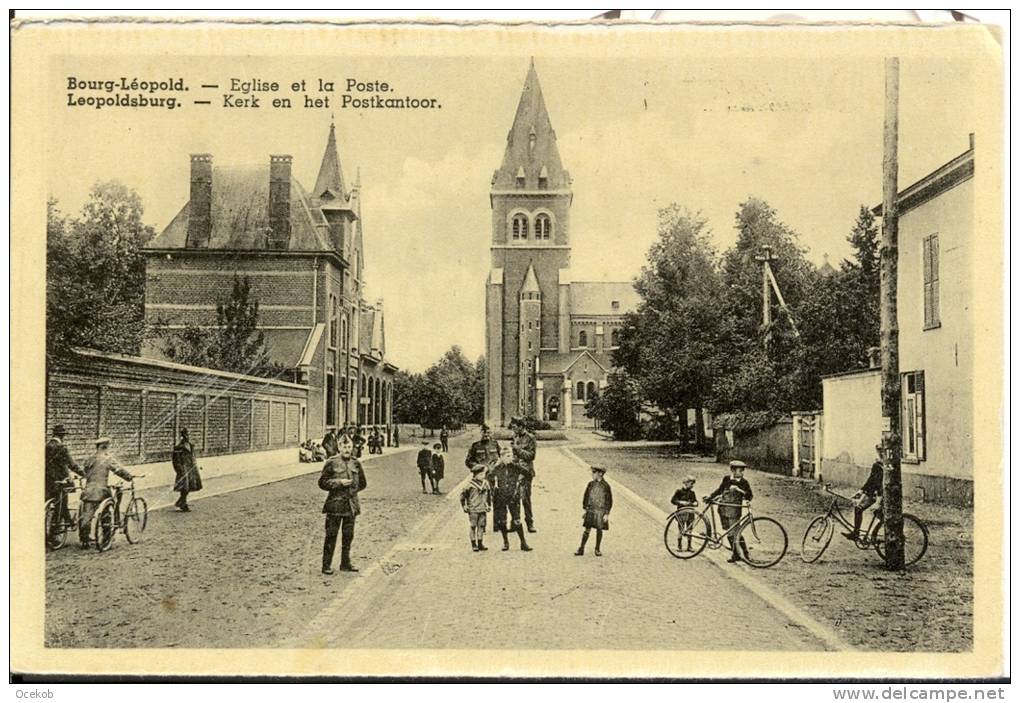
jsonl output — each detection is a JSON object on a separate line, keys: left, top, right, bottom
{"left": 706, "top": 460, "right": 754, "bottom": 563}
{"left": 575, "top": 466, "right": 613, "bottom": 556}
{"left": 416, "top": 442, "right": 434, "bottom": 494}
{"left": 670, "top": 475, "right": 698, "bottom": 552}
{"left": 319, "top": 436, "right": 367, "bottom": 574}
{"left": 488, "top": 455, "right": 532, "bottom": 552}
{"left": 844, "top": 446, "right": 885, "bottom": 540}
{"left": 430, "top": 443, "right": 445, "bottom": 494}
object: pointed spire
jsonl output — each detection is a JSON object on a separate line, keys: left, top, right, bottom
{"left": 494, "top": 60, "right": 568, "bottom": 191}
{"left": 314, "top": 121, "right": 347, "bottom": 204}
{"left": 521, "top": 262, "right": 541, "bottom": 294}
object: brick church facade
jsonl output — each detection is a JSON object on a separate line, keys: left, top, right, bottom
{"left": 485, "top": 61, "right": 639, "bottom": 428}
{"left": 142, "top": 124, "right": 397, "bottom": 442}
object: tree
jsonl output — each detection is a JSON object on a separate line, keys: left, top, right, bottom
{"left": 392, "top": 370, "right": 428, "bottom": 425}
{"left": 46, "top": 183, "right": 153, "bottom": 357}
{"left": 614, "top": 205, "right": 730, "bottom": 444}
{"left": 392, "top": 347, "right": 485, "bottom": 429}
{"left": 161, "top": 275, "right": 274, "bottom": 376}
{"left": 585, "top": 372, "right": 642, "bottom": 441}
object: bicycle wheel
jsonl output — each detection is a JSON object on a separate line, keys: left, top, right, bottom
{"left": 123, "top": 497, "right": 148, "bottom": 544}
{"left": 874, "top": 513, "right": 930, "bottom": 567}
{"left": 92, "top": 500, "right": 117, "bottom": 552}
{"left": 738, "top": 517, "right": 788, "bottom": 568}
{"left": 45, "top": 499, "right": 67, "bottom": 551}
{"left": 800, "top": 515, "right": 833, "bottom": 563}
{"left": 664, "top": 509, "right": 711, "bottom": 559}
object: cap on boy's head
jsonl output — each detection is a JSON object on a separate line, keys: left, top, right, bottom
{"left": 422, "top": 440, "right": 431, "bottom": 445}
{"left": 52, "top": 425, "right": 67, "bottom": 437}
{"left": 683, "top": 475, "right": 696, "bottom": 484}
{"left": 729, "top": 460, "right": 747, "bottom": 470}
{"left": 470, "top": 463, "right": 487, "bottom": 474}
{"left": 481, "top": 424, "right": 490, "bottom": 432}
{"left": 591, "top": 466, "right": 607, "bottom": 475}
{"left": 339, "top": 436, "right": 354, "bottom": 451}
{"left": 433, "top": 443, "right": 442, "bottom": 450}
{"left": 95, "top": 436, "right": 112, "bottom": 447}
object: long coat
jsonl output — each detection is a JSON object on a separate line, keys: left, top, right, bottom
{"left": 172, "top": 439, "right": 202, "bottom": 492}
{"left": 45, "top": 438, "right": 82, "bottom": 497}
{"left": 81, "top": 451, "right": 133, "bottom": 502}
{"left": 322, "top": 432, "right": 340, "bottom": 458}
{"left": 319, "top": 456, "right": 367, "bottom": 516}
{"left": 511, "top": 431, "right": 537, "bottom": 478}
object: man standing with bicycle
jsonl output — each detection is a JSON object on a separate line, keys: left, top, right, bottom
{"left": 46, "top": 425, "right": 83, "bottom": 529}
{"left": 844, "top": 445, "right": 884, "bottom": 541}
{"left": 79, "top": 437, "right": 134, "bottom": 549}
{"left": 706, "top": 460, "right": 754, "bottom": 563}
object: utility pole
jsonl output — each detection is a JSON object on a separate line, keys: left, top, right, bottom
{"left": 880, "top": 56, "right": 905, "bottom": 570}
{"left": 756, "top": 245, "right": 800, "bottom": 349}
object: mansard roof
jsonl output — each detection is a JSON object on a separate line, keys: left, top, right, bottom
{"left": 492, "top": 59, "right": 569, "bottom": 191}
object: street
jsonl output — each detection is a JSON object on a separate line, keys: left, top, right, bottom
{"left": 46, "top": 434, "right": 835, "bottom": 651}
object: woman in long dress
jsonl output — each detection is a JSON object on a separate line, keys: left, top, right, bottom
{"left": 171, "top": 428, "right": 202, "bottom": 512}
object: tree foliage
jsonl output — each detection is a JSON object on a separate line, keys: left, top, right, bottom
{"left": 392, "top": 347, "right": 485, "bottom": 429}
{"left": 160, "top": 275, "right": 276, "bottom": 376}
{"left": 46, "top": 183, "right": 153, "bottom": 357}
{"left": 585, "top": 371, "right": 642, "bottom": 441}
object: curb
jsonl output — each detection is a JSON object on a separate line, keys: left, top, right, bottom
{"left": 560, "top": 447, "right": 855, "bottom": 652}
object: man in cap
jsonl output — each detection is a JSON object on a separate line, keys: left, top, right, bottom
{"left": 79, "top": 437, "right": 134, "bottom": 548}
{"left": 464, "top": 424, "right": 502, "bottom": 473}
{"left": 706, "top": 460, "right": 754, "bottom": 563}
{"left": 509, "top": 416, "right": 538, "bottom": 533}
{"left": 319, "top": 434, "right": 368, "bottom": 574}
{"left": 45, "top": 425, "right": 83, "bottom": 534}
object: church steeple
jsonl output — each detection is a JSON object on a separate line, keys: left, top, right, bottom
{"left": 314, "top": 121, "right": 348, "bottom": 206}
{"left": 493, "top": 59, "right": 569, "bottom": 191}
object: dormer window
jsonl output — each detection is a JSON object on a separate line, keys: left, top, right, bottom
{"left": 536, "top": 213, "right": 552, "bottom": 240}
{"left": 538, "top": 165, "right": 549, "bottom": 190}
{"left": 611, "top": 300, "right": 620, "bottom": 310}
{"left": 515, "top": 166, "right": 526, "bottom": 189}
{"left": 511, "top": 214, "right": 528, "bottom": 240}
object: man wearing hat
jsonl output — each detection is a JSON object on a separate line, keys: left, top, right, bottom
{"left": 706, "top": 460, "right": 754, "bottom": 563}
{"left": 321, "top": 427, "right": 340, "bottom": 459}
{"left": 46, "top": 425, "right": 83, "bottom": 533}
{"left": 171, "top": 428, "right": 202, "bottom": 512}
{"left": 319, "top": 435, "right": 368, "bottom": 574}
{"left": 79, "top": 437, "right": 134, "bottom": 548}
{"left": 509, "top": 416, "right": 538, "bottom": 533}
{"left": 464, "top": 424, "right": 502, "bottom": 473}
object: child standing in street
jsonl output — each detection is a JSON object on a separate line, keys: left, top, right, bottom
{"left": 575, "top": 466, "right": 613, "bottom": 557}
{"left": 460, "top": 464, "right": 492, "bottom": 552}
{"left": 430, "top": 443, "right": 445, "bottom": 494}
{"left": 706, "top": 460, "right": 754, "bottom": 563}
{"left": 416, "top": 441, "right": 434, "bottom": 494}
{"left": 670, "top": 475, "right": 698, "bottom": 552}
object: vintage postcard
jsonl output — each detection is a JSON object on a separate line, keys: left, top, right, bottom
{"left": 10, "top": 18, "right": 1004, "bottom": 679}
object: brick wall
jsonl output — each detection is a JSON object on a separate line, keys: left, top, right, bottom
{"left": 47, "top": 349, "right": 308, "bottom": 465}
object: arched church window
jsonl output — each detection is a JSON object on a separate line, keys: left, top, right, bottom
{"left": 578, "top": 330, "right": 588, "bottom": 347}
{"left": 511, "top": 214, "right": 528, "bottom": 240}
{"left": 576, "top": 381, "right": 585, "bottom": 400}
{"left": 536, "top": 214, "right": 552, "bottom": 240}
{"left": 587, "top": 381, "right": 597, "bottom": 399}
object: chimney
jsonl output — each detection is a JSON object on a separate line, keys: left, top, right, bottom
{"left": 268, "top": 155, "right": 292, "bottom": 249}
{"left": 968, "top": 132, "right": 975, "bottom": 151}
{"left": 186, "top": 154, "right": 212, "bottom": 248}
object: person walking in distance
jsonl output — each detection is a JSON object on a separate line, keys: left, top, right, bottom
{"left": 430, "top": 443, "right": 445, "bottom": 494}
{"left": 460, "top": 463, "right": 492, "bottom": 552}
{"left": 706, "top": 460, "right": 754, "bottom": 563}
{"left": 575, "top": 466, "right": 613, "bottom": 556}
{"left": 509, "top": 416, "right": 538, "bottom": 533}
{"left": 392, "top": 425, "right": 400, "bottom": 448}
{"left": 440, "top": 426, "right": 450, "bottom": 453}
{"left": 319, "top": 436, "right": 367, "bottom": 574}
{"left": 171, "top": 428, "right": 202, "bottom": 512}
{"left": 79, "top": 437, "right": 134, "bottom": 548}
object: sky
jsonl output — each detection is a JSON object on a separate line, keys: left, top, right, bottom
{"left": 47, "top": 53, "right": 977, "bottom": 372}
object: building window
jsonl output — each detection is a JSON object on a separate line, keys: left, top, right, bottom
{"left": 611, "top": 300, "right": 620, "bottom": 310}
{"left": 901, "top": 370, "right": 926, "bottom": 461}
{"left": 536, "top": 213, "right": 552, "bottom": 240}
{"left": 576, "top": 381, "right": 585, "bottom": 400}
{"left": 515, "top": 166, "right": 526, "bottom": 189}
{"left": 511, "top": 214, "right": 528, "bottom": 240}
{"left": 538, "top": 165, "right": 549, "bottom": 190}
{"left": 326, "top": 372, "right": 336, "bottom": 426}
{"left": 587, "top": 381, "right": 597, "bottom": 400}
{"left": 329, "top": 295, "right": 339, "bottom": 348}
{"left": 611, "top": 329, "right": 620, "bottom": 347}
{"left": 578, "top": 330, "right": 588, "bottom": 347}
{"left": 923, "top": 234, "right": 940, "bottom": 330}
{"left": 527, "top": 341, "right": 532, "bottom": 351}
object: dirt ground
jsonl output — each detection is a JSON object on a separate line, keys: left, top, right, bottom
{"left": 45, "top": 446, "right": 461, "bottom": 648}
{"left": 573, "top": 445, "right": 974, "bottom": 652}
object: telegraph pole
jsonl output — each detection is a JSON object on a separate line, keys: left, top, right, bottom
{"left": 756, "top": 245, "right": 777, "bottom": 348}
{"left": 880, "top": 57, "right": 905, "bottom": 570}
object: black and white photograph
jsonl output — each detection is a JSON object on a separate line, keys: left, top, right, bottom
{"left": 10, "top": 16, "right": 1006, "bottom": 682}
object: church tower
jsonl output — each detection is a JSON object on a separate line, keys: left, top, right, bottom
{"left": 485, "top": 60, "right": 573, "bottom": 426}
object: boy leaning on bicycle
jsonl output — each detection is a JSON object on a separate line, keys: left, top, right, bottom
{"left": 706, "top": 460, "right": 754, "bottom": 563}
{"left": 844, "top": 445, "right": 885, "bottom": 541}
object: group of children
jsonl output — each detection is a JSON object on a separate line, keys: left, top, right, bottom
{"left": 416, "top": 441, "right": 446, "bottom": 494}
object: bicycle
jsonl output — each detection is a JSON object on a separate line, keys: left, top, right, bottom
{"left": 44, "top": 477, "right": 85, "bottom": 551}
{"left": 800, "top": 484, "right": 929, "bottom": 566}
{"left": 91, "top": 476, "right": 148, "bottom": 552}
{"left": 663, "top": 498, "right": 788, "bottom": 568}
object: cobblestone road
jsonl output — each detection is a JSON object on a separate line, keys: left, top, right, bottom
{"left": 292, "top": 445, "right": 827, "bottom": 650}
